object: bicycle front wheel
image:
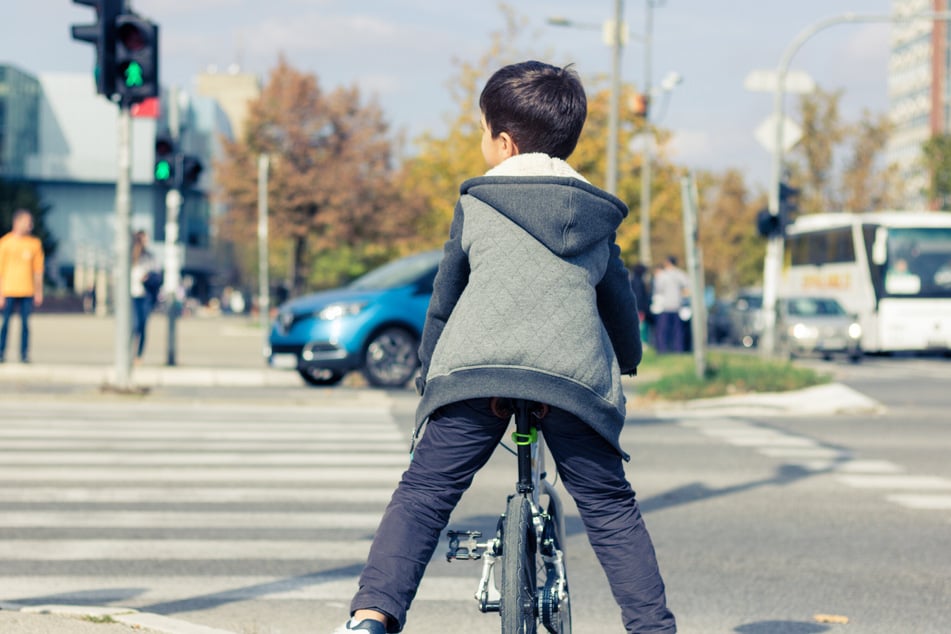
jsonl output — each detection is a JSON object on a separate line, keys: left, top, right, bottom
{"left": 500, "top": 494, "right": 537, "bottom": 634}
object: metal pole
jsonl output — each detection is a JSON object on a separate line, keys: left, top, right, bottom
{"left": 681, "top": 173, "right": 706, "bottom": 379}
{"left": 258, "top": 154, "right": 270, "bottom": 335}
{"left": 759, "top": 10, "right": 951, "bottom": 358}
{"left": 113, "top": 105, "right": 133, "bottom": 388}
{"left": 606, "top": 0, "right": 624, "bottom": 196}
{"left": 165, "top": 86, "right": 182, "bottom": 366}
{"left": 164, "top": 188, "right": 182, "bottom": 365}
{"left": 639, "top": 0, "right": 655, "bottom": 265}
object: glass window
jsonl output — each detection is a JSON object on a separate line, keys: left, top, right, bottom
{"left": 885, "top": 227, "right": 951, "bottom": 298}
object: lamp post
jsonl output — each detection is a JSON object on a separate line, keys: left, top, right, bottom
{"left": 758, "top": 10, "right": 951, "bottom": 358}
{"left": 548, "top": 1, "right": 626, "bottom": 195}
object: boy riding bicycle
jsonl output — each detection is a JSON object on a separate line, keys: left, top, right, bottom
{"left": 333, "top": 60, "right": 676, "bottom": 634}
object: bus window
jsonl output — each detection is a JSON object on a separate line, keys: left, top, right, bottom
{"left": 886, "top": 227, "right": 951, "bottom": 298}
{"left": 787, "top": 227, "right": 855, "bottom": 266}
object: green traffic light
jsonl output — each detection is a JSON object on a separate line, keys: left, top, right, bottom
{"left": 155, "top": 159, "right": 171, "bottom": 181}
{"left": 124, "top": 61, "right": 144, "bottom": 88}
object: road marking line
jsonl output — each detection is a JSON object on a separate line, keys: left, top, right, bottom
{"left": 791, "top": 459, "right": 904, "bottom": 474}
{"left": 0, "top": 452, "right": 411, "bottom": 466}
{"left": 0, "top": 441, "right": 405, "bottom": 452}
{"left": 0, "top": 511, "right": 385, "bottom": 529}
{"left": 725, "top": 435, "right": 818, "bottom": 447}
{"left": 0, "top": 486, "right": 395, "bottom": 504}
{"left": 0, "top": 575, "right": 477, "bottom": 604}
{"left": 0, "top": 540, "right": 375, "bottom": 560}
{"left": 837, "top": 475, "right": 951, "bottom": 490}
{"left": 757, "top": 447, "right": 850, "bottom": 459}
{"left": 886, "top": 494, "right": 951, "bottom": 510}
{"left": 0, "top": 466, "right": 405, "bottom": 482}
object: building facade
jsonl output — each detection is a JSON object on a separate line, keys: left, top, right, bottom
{"left": 0, "top": 64, "right": 40, "bottom": 179}
{"left": 0, "top": 65, "right": 230, "bottom": 303}
{"left": 887, "top": 0, "right": 951, "bottom": 208}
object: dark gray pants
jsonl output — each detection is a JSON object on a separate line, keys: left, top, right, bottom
{"left": 351, "top": 398, "right": 676, "bottom": 633}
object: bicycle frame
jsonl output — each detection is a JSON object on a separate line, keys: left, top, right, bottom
{"left": 446, "top": 399, "right": 571, "bottom": 632}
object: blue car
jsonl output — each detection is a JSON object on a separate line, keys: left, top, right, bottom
{"left": 266, "top": 250, "right": 441, "bottom": 387}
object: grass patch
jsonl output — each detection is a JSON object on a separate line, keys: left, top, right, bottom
{"left": 82, "top": 615, "right": 117, "bottom": 624}
{"left": 636, "top": 348, "right": 832, "bottom": 401}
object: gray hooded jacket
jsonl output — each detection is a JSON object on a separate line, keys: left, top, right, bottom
{"left": 416, "top": 157, "right": 642, "bottom": 459}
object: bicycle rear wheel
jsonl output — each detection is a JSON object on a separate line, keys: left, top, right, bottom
{"left": 500, "top": 494, "right": 537, "bottom": 633}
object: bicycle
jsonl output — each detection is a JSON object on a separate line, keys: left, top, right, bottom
{"left": 445, "top": 398, "right": 571, "bottom": 634}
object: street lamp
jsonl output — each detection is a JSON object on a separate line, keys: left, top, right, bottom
{"left": 547, "top": 0, "right": 626, "bottom": 195}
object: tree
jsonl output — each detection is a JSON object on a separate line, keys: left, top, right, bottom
{"left": 0, "top": 178, "right": 57, "bottom": 261}
{"left": 216, "top": 57, "right": 414, "bottom": 295}
{"left": 922, "top": 133, "right": 951, "bottom": 209}
{"left": 787, "top": 86, "right": 900, "bottom": 213}
{"left": 696, "top": 169, "right": 765, "bottom": 294}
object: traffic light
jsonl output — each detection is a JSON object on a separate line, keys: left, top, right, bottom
{"left": 180, "top": 155, "right": 204, "bottom": 189}
{"left": 756, "top": 208, "right": 781, "bottom": 238}
{"left": 154, "top": 133, "right": 175, "bottom": 185}
{"left": 779, "top": 182, "right": 800, "bottom": 220}
{"left": 114, "top": 12, "right": 159, "bottom": 105}
{"left": 756, "top": 182, "right": 800, "bottom": 238}
{"left": 70, "top": 0, "right": 122, "bottom": 98}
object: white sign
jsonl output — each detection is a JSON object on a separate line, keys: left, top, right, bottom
{"left": 744, "top": 69, "right": 816, "bottom": 94}
{"left": 755, "top": 114, "right": 803, "bottom": 154}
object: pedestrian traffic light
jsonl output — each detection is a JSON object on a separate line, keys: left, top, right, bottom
{"left": 154, "top": 133, "right": 175, "bottom": 185}
{"left": 70, "top": 0, "right": 122, "bottom": 98}
{"left": 180, "top": 155, "right": 204, "bottom": 189}
{"left": 114, "top": 12, "right": 159, "bottom": 105}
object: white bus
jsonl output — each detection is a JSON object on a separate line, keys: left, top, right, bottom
{"left": 781, "top": 211, "right": 951, "bottom": 353}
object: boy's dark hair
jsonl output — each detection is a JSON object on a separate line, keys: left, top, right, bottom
{"left": 479, "top": 60, "right": 587, "bottom": 160}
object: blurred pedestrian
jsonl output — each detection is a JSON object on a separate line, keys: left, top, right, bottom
{"left": 652, "top": 255, "right": 689, "bottom": 353}
{"left": 130, "top": 230, "right": 158, "bottom": 363}
{"left": 630, "top": 262, "right": 652, "bottom": 344}
{"left": 0, "top": 209, "right": 44, "bottom": 363}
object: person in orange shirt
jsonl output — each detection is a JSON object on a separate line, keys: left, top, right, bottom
{"left": 0, "top": 209, "right": 45, "bottom": 363}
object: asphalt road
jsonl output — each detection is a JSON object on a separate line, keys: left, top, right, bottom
{"left": 0, "top": 352, "right": 949, "bottom": 633}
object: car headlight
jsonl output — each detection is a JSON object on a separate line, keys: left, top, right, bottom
{"left": 317, "top": 302, "right": 367, "bottom": 321}
{"left": 790, "top": 323, "right": 816, "bottom": 340}
{"left": 848, "top": 322, "right": 862, "bottom": 339}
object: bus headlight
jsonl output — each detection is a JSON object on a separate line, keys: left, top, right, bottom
{"left": 848, "top": 322, "right": 862, "bottom": 339}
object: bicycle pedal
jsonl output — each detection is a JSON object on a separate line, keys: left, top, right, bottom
{"left": 446, "top": 530, "right": 483, "bottom": 561}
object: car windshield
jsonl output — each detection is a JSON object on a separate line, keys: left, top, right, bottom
{"left": 786, "top": 297, "right": 846, "bottom": 317}
{"left": 348, "top": 251, "right": 441, "bottom": 291}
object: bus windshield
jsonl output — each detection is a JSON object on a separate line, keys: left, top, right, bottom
{"left": 883, "top": 227, "right": 951, "bottom": 298}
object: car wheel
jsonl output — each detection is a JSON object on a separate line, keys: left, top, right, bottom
{"left": 298, "top": 367, "right": 345, "bottom": 387}
{"left": 361, "top": 327, "right": 419, "bottom": 388}
{"left": 848, "top": 352, "right": 863, "bottom": 364}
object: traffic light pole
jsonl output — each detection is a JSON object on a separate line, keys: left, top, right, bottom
{"left": 164, "top": 187, "right": 182, "bottom": 366}
{"left": 113, "top": 104, "right": 133, "bottom": 389}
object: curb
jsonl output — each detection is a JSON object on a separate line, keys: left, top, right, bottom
{"left": 649, "top": 382, "right": 886, "bottom": 418}
{"left": 0, "top": 362, "right": 301, "bottom": 388}
{"left": 1, "top": 603, "right": 237, "bottom": 634}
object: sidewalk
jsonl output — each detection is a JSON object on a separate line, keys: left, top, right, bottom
{"left": 0, "top": 312, "right": 302, "bottom": 390}
{"left": 0, "top": 603, "right": 234, "bottom": 634}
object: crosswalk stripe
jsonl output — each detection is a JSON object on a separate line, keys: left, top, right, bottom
{"left": 0, "top": 511, "right": 386, "bottom": 529}
{"left": 0, "top": 466, "right": 406, "bottom": 482}
{"left": 0, "top": 440, "right": 405, "bottom": 452}
{"left": 0, "top": 540, "right": 376, "bottom": 560}
{"left": 886, "top": 494, "right": 951, "bottom": 510}
{"left": 0, "top": 429, "right": 404, "bottom": 441}
{"left": 837, "top": 475, "right": 951, "bottom": 490}
{"left": 756, "top": 447, "right": 849, "bottom": 459}
{"left": 0, "top": 575, "right": 478, "bottom": 604}
{"left": 0, "top": 486, "right": 395, "bottom": 504}
{"left": 0, "top": 451, "right": 411, "bottom": 466}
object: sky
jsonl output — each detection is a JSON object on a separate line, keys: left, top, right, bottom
{"left": 3, "top": 0, "right": 895, "bottom": 191}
